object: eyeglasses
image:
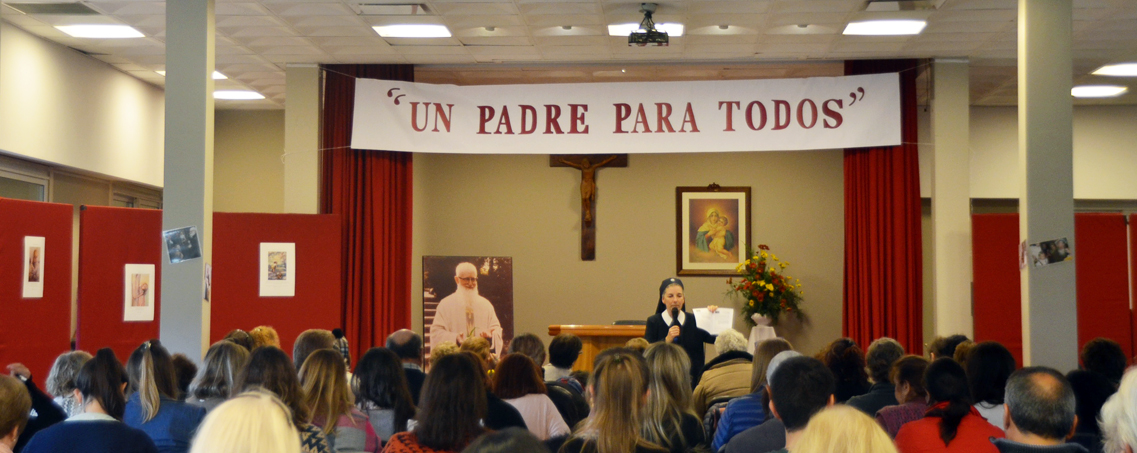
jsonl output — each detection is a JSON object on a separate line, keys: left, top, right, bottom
{"left": 458, "top": 277, "right": 478, "bottom": 283}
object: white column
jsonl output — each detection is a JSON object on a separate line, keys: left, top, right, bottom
{"left": 931, "top": 59, "right": 973, "bottom": 339}
{"left": 161, "top": 0, "right": 214, "bottom": 360}
{"left": 283, "top": 64, "right": 321, "bottom": 214}
{"left": 1018, "top": 0, "right": 1077, "bottom": 370}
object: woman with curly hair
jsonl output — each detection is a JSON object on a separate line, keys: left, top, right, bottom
{"left": 816, "top": 338, "right": 870, "bottom": 403}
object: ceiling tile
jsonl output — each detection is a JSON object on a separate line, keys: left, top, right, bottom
{"left": 434, "top": 3, "right": 519, "bottom": 15}
{"left": 518, "top": 3, "right": 600, "bottom": 15}
{"left": 458, "top": 36, "right": 534, "bottom": 46}
{"left": 261, "top": 2, "right": 355, "bottom": 17}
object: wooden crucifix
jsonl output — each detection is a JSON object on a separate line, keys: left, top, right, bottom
{"left": 551, "top": 154, "right": 628, "bottom": 261}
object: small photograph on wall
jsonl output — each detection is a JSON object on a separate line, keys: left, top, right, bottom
{"left": 22, "top": 236, "right": 45, "bottom": 298}
{"left": 423, "top": 256, "right": 513, "bottom": 365}
{"left": 676, "top": 186, "right": 751, "bottom": 276}
{"left": 259, "top": 243, "right": 296, "bottom": 297}
{"left": 1029, "top": 237, "right": 1073, "bottom": 268}
{"left": 123, "top": 264, "right": 155, "bottom": 322}
{"left": 163, "top": 226, "right": 202, "bottom": 264}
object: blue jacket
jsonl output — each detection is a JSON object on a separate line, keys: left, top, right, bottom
{"left": 712, "top": 390, "right": 768, "bottom": 451}
{"left": 22, "top": 417, "right": 158, "bottom": 453}
{"left": 123, "top": 393, "right": 206, "bottom": 453}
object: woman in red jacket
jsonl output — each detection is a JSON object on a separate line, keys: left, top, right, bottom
{"left": 895, "top": 358, "right": 1004, "bottom": 453}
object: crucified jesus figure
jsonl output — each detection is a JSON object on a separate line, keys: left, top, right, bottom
{"left": 560, "top": 155, "right": 617, "bottom": 224}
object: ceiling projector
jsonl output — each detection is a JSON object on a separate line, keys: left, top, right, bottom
{"left": 629, "top": 3, "right": 668, "bottom": 47}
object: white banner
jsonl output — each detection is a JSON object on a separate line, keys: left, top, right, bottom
{"left": 351, "top": 73, "right": 900, "bottom": 154}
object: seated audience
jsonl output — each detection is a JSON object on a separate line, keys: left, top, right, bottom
{"left": 817, "top": 338, "right": 871, "bottom": 403}
{"left": 386, "top": 329, "right": 426, "bottom": 404}
{"left": 332, "top": 328, "right": 352, "bottom": 369}
{"left": 461, "top": 352, "right": 527, "bottom": 431}
{"left": 352, "top": 348, "right": 416, "bottom": 443}
{"left": 712, "top": 338, "right": 793, "bottom": 451}
{"left": 625, "top": 338, "right": 650, "bottom": 356}
{"left": 22, "top": 348, "right": 158, "bottom": 453}
{"left": 544, "top": 334, "right": 582, "bottom": 381}
{"left": 928, "top": 335, "right": 970, "bottom": 361}
{"left": 559, "top": 348, "right": 667, "bottom": 453}
{"left": 430, "top": 342, "right": 459, "bottom": 368}
{"left": 692, "top": 329, "right": 753, "bottom": 417}
{"left": 188, "top": 340, "right": 250, "bottom": 413}
{"left": 250, "top": 325, "right": 282, "bottom": 349}
{"left": 876, "top": 355, "right": 931, "bottom": 438}
{"left": 461, "top": 337, "right": 497, "bottom": 376}
{"left": 847, "top": 337, "right": 904, "bottom": 416}
{"left": 1067, "top": 370, "right": 1113, "bottom": 453}
{"left": 895, "top": 358, "right": 1003, "bottom": 453}
{"left": 726, "top": 354, "right": 834, "bottom": 453}
{"left": 492, "top": 354, "right": 569, "bottom": 441}
{"left": 224, "top": 329, "right": 256, "bottom": 352}
{"left": 993, "top": 367, "right": 1085, "bottom": 453}
{"left": 45, "top": 350, "right": 93, "bottom": 418}
{"left": 641, "top": 342, "right": 707, "bottom": 453}
{"left": 461, "top": 427, "right": 550, "bottom": 453}
{"left": 170, "top": 354, "right": 197, "bottom": 401}
{"left": 188, "top": 389, "right": 301, "bottom": 453}
{"left": 794, "top": 405, "right": 899, "bottom": 453}
{"left": 293, "top": 329, "right": 337, "bottom": 372}
{"left": 123, "top": 340, "right": 207, "bottom": 453}
{"left": 234, "top": 346, "right": 329, "bottom": 453}
{"left": 384, "top": 353, "right": 487, "bottom": 453}
{"left": 508, "top": 333, "right": 548, "bottom": 371}
{"left": 1081, "top": 338, "right": 1127, "bottom": 388}
{"left": 0, "top": 374, "right": 31, "bottom": 453}
{"left": 1100, "top": 367, "right": 1137, "bottom": 453}
{"left": 967, "top": 341, "right": 1016, "bottom": 429}
{"left": 952, "top": 341, "right": 976, "bottom": 368}
{"left": 7, "top": 362, "right": 66, "bottom": 451}
{"left": 299, "top": 349, "right": 379, "bottom": 452}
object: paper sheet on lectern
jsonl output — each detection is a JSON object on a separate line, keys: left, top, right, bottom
{"left": 693, "top": 308, "right": 734, "bottom": 335}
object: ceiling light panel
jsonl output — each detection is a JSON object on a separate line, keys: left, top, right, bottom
{"left": 843, "top": 20, "right": 927, "bottom": 35}
{"left": 355, "top": 4, "right": 432, "bottom": 16}
{"left": 5, "top": 2, "right": 101, "bottom": 15}
{"left": 374, "top": 24, "right": 452, "bottom": 38}
{"left": 1094, "top": 63, "right": 1137, "bottom": 76}
{"left": 1071, "top": 85, "right": 1128, "bottom": 97}
{"left": 214, "top": 90, "right": 265, "bottom": 100}
{"left": 56, "top": 24, "right": 145, "bottom": 38}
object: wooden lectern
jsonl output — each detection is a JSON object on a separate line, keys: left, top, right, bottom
{"left": 548, "top": 325, "right": 646, "bottom": 373}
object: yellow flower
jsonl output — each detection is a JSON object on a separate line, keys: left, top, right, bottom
{"left": 760, "top": 251, "right": 768, "bottom": 259}
{"left": 772, "top": 254, "right": 778, "bottom": 261}
{"left": 749, "top": 301, "right": 754, "bottom": 307}
{"left": 766, "top": 283, "right": 774, "bottom": 291}
{"left": 796, "top": 283, "right": 802, "bottom": 288}
{"left": 779, "top": 262, "right": 787, "bottom": 269}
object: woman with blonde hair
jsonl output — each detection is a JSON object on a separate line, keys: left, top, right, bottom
{"left": 559, "top": 348, "right": 666, "bottom": 453}
{"left": 45, "top": 350, "right": 93, "bottom": 417}
{"left": 249, "top": 326, "right": 281, "bottom": 349}
{"left": 641, "top": 343, "right": 706, "bottom": 453}
{"left": 188, "top": 389, "right": 301, "bottom": 453}
{"left": 298, "top": 349, "right": 379, "bottom": 452}
{"left": 123, "top": 340, "right": 207, "bottom": 453}
{"left": 793, "top": 405, "right": 898, "bottom": 453}
{"left": 712, "top": 338, "right": 793, "bottom": 450}
{"left": 188, "top": 340, "right": 249, "bottom": 413}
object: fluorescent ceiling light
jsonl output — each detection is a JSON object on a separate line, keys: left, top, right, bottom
{"left": 55, "top": 24, "right": 144, "bottom": 38}
{"left": 372, "top": 24, "right": 451, "bottom": 38}
{"left": 842, "top": 20, "right": 926, "bottom": 36}
{"left": 1092, "top": 63, "right": 1137, "bottom": 77}
{"left": 156, "top": 71, "right": 228, "bottom": 80}
{"left": 214, "top": 90, "right": 265, "bottom": 100}
{"left": 607, "top": 22, "right": 684, "bottom": 37}
{"left": 1071, "top": 85, "right": 1128, "bottom": 98}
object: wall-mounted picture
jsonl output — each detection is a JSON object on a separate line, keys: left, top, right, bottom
{"left": 22, "top": 236, "right": 44, "bottom": 298}
{"left": 123, "top": 263, "right": 155, "bottom": 322}
{"left": 1029, "top": 237, "right": 1073, "bottom": 268}
{"left": 676, "top": 186, "right": 751, "bottom": 276}
{"left": 423, "top": 256, "right": 514, "bottom": 365}
{"left": 259, "top": 243, "right": 296, "bottom": 297}
{"left": 163, "top": 226, "right": 202, "bottom": 264}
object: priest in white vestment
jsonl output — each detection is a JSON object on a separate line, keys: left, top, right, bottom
{"left": 429, "top": 262, "right": 503, "bottom": 357}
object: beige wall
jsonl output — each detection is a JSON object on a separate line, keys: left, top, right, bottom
{"left": 410, "top": 151, "right": 847, "bottom": 359}
{"left": 0, "top": 22, "right": 165, "bottom": 187}
{"left": 213, "top": 110, "right": 285, "bottom": 213}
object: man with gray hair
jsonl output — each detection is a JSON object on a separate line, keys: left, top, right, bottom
{"left": 1101, "top": 368, "right": 1137, "bottom": 453}
{"left": 692, "top": 329, "right": 753, "bottom": 416}
{"left": 847, "top": 337, "right": 904, "bottom": 416}
{"left": 386, "top": 329, "right": 426, "bottom": 404}
{"left": 429, "top": 262, "right": 503, "bottom": 357}
{"left": 993, "top": 366, "right": 1087, "bottom": 453}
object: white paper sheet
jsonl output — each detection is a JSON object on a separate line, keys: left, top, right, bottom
{"left": 259, "top": 243, "right": 296, "bottom": 297}
{"left": 692, "top": 307, "right": 734, "bottom": 335}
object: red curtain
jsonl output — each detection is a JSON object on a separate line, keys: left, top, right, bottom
{"left": 843, "top": 60, "right": 924, "bottom": 354}
{"left": 320, "top": 64, "right": 414, "bottom": 363}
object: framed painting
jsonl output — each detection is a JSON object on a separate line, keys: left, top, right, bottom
{"left": 676, "top": 185, "right": 751, "bottom": 276}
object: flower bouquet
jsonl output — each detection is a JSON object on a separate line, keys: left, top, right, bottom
{"left": 727, "top": 244, "right": 804, "bottom": 326}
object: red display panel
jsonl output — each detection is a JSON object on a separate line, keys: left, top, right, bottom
{"left": 1074, "top": 214, "right": 1132, "bottom": 360}
{"left": 0, "top": 198, "right": 74, "bottom": 386}
{"left": 971, "top": 213, "right": 1024, "bottom": 366}
{"left": 76, "top": 206, "right": 163, "bottom": 364}
{"left": 211, "top": 213, "right": 342, "bottom": 357}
